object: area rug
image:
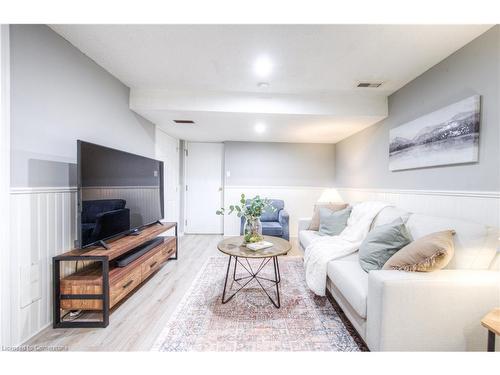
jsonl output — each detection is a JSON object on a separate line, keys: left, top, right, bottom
{"left": 153, "top": 256, "right": 366, "bottom": 351}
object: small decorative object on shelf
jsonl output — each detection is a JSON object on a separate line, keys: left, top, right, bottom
{"left": 216, "top": 194, "right": 276, "bottom": 244}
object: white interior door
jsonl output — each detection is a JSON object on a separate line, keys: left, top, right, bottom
{"left": 185, "top": 142, "right": 223, "bottom": 234}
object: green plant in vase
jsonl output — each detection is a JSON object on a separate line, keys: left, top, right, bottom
{"left": 216, "top": 194, "right": 276, "bottom": 244}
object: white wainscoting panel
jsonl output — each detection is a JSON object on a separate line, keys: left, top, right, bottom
{"left": 223, "top": 186, "right": 328, "bottom": 236}
{"left": 224, "top": 186, "right": 500, "bottom": 238}
{"left": 82, "top": 186, "right": 162, "bottom": 230}
{"left": 10, "top": 183, "right": 179, "bottom": 345}
{"left": 10, "top": 187, "right": 77, "bottom": 345}
{"left": 336, "top": 187, "right": 500, "bottom": 228}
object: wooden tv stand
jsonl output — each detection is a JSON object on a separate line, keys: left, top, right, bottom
{"left": 52, "top": 222, "right": 178, "bottom": 328}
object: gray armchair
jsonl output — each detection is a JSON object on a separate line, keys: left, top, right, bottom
{"left": 240, "top": 199, "right": 289, "bottom": 241}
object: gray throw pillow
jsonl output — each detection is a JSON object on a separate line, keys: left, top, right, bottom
{"left": 359, "top": 218, "right": 412, "bottom": 272}
{"left": 318, "top": 206, "right": 352, "bottom": 236}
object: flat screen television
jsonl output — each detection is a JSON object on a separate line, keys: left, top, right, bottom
{"left": 77, "top": 140, "right": 164, "bottom": 248}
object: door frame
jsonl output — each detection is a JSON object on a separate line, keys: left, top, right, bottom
{"left": 184, "top": 141, "right": 224, "bottom": 234}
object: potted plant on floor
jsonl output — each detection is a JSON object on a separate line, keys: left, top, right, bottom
{"left": 216, "top": 194, "right": 276, "bottom": 244}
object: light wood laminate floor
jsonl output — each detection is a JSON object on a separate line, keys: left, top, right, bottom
{"left": 26, "top": 235, "right": 303, "bottom": 351}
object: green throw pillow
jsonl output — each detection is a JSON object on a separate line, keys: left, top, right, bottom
{"left": 359, "top": 218, "right": 412, "bottom": 272}
{"left": 318, "top": 206, "right": 352, "bottom": 236}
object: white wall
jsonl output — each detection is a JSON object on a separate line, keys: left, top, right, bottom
{"left": 224, "top": 142, "right": 335, "bottom": 187}
{"left": 0, "top": 24, "right": 11, "bottom": 348}
{"left": 155, "top": 127, "right": 180, "bottom": 224}
{"left": 8, "top": 25, "right": 180, "bottom": 346}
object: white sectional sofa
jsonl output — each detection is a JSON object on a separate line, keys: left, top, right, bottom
{"left": 298, "top": 205, "right": 500, "bottom": 351}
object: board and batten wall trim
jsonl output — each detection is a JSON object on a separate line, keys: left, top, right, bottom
{"left": 11, "top": 182, "right": 179, "bottom": 345}
{"left": 224, "top": 185, "right": 499, "bottom": 238}
{"left": 11, "top": 187, "right": 78, "bottom": 194}
{"left": 336, "top": 187, "right": 500, "bottom": 228}
{"left": 10, "top": 186, "right": 78, "bottom": 345}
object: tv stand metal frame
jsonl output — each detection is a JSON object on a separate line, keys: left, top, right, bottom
{"left": 52, "top": 222, "right": 178, "bottom": 329}
{"left": 53, "top": 255, "right": 110, "bottom": 328}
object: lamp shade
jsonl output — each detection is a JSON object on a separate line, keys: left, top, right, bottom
{"left": 317, "top": 188, "right": 344, "bottom": 203}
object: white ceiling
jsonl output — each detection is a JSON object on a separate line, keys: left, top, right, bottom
{"left": 137, "top": 110, "right": 381, "bottom": 143}
{"left": 50, "top": 24, "right": 491, "bottom": 143}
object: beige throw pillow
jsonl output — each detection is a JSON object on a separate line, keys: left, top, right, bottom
{"left": 308, "top": 202, "right": 348, "bottom": 231}
{"left": 382, "top": 230, "right": 456, "bottom": 272}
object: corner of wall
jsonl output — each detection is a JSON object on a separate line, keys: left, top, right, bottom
{"left": 0, "top": 24, "right": 12, "bottom": 347}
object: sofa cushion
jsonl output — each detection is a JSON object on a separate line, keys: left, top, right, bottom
{"left": 371, "top": 206, "right": 410, "bottom": 229}
{"left": 308, "top": 202, "right": 348, "bottom": 231}
{"left": 299, "top": 230, "right": 321, "bottom": 249}
{"left": 261, "top": 221, "right": 283, "bottom": 236}
{"left": 359, "top": 218, "right": 412, "bottom": 272}
{"left": 405, "top": 214, "right": 496, "bottom": 270}
{"left": 319, "top": 206, "right": 352, "bottom": 236}
{"left": 383, "top": 230, "right": 455, "bottom": 272}
{"left": 328, "top": 258, "right": 368, "bottom": 318}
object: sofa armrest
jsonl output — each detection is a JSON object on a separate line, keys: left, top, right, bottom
{"left": 298, "top": 217, "right": 312, "bottom": 232}
{"left": 278, "top": 210, "right": 289, "bottom": 241}
{"left": 367, "top": 270, "right": 500, "bottom": 351}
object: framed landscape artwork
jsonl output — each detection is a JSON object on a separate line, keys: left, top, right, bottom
{"left": 389, "top": 95, "right": 480, "bottom": 171}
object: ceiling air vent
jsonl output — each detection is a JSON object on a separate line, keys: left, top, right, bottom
{"left": 357, "top": 82, "right": 383, "bottom": 88}
{"left": 173, "top": 120, "right": 195, "bottom": 124}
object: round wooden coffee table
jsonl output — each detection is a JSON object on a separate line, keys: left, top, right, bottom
{"left": 217, "top": 236, "right": 291, "bottom": 308}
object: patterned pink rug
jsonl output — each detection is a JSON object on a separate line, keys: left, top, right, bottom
{"left": 153, "top": 256, "right": 365, "bottom": 351}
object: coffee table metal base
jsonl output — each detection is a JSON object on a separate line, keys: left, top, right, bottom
{"left": 221, "top": 255, "right": 281, "bottom": 308}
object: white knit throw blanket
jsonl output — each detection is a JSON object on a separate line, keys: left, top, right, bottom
{"left": 304, "top": 201, "right": 391, "bottom": 296}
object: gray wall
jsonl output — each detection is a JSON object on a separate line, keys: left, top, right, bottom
{"left": 10, "top": 25, "right": 156, "bottom": 188}
{"left": 224, "top": 141, "right": 335, "bottom": 186}
{"left": 335, "top": 26, "right": 500, "bottom": 191}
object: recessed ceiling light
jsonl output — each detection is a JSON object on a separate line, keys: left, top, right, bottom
{"left": 255, "top": 122, "right": 266, "bottom": 134}
{"left": 254, "top": 56, "right": 273, "bottom": 78}
{"left": 257, "top": 82, "right": 270, "bottom": 88}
